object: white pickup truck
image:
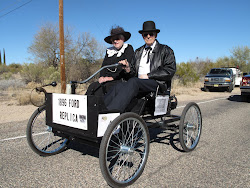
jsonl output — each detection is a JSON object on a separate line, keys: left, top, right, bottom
{"left": 228, "top": 67, "right": 242, "bottom": 86}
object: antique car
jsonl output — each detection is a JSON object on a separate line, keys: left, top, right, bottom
{"left": 27, "top": 64, "right": 202, "bottom": 187}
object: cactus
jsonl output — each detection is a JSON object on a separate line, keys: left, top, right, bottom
{"left": 0, "top": 50, "right": 2, "bottom": 65}
{"left": 3, "top": 48, "right": 6, "bottom": 65}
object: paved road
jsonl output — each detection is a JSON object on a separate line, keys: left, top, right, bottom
{"left": 0, "top": 94, "right": 249, "bottom": 187}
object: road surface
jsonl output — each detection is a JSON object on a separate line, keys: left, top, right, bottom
{"left": 0, "top": 93, "right": 249, "bottom": 187}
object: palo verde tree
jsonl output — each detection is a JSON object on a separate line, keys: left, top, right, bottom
{"left": 28, "top": 23, "right": 68, "bottom": 67}
{"left": 230, "top": 46, "right": 250, "bottom": 72}
{"left": 28, "top": 22, "right": 105, "bottom": 81}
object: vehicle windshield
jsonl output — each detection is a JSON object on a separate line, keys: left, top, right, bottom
{"left": 209, "top": 69, "right": 231, "bottom": 75}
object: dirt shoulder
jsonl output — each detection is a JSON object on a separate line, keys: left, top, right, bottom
{"left": 0, "top": 87, "right": 241, "bottom": 124}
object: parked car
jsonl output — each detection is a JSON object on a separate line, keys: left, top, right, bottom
{"left": 204, "top": 68, "right": 235, "bottom": 92}
{"left": 240, "top": 74, "right": 250, "bottom": 101}
{"left": 227, "top": 67, "right": 242, "bottom": 86}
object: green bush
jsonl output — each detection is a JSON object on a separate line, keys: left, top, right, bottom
{"left": 176, "top": 62, "right": 200, "bottom": 86}
{"left": 8, "top": 63, "right": 23, "bottom": 73}
{"left": 0, "top": 65, "right": 9, "bottom": 74}
{"left": 21, "top": 63, "right": 61, "bottom": 84}
{"left": 42, "top": 66, "right": 60, "bottom": 83}
{"left": 0, "top": 79, "right": 26, "bottom": 90}
{"left": 21, "top": 63, "right": 44, "bottom": 83}
{"left": 1, "top": 72, "right": 12, "bottom": 79}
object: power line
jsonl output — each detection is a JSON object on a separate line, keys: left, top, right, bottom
{"left": 0, "top": 0, "right": 32, "bottom": 19}
{"left": 0, "top": 0, "right": 21, "bottom": 13}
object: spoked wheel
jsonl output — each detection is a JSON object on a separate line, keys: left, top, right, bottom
{"left": 99, "top": 112, "right": 150, "bottom": 188}
{"left": 26, "top": 105, "right": 69, "bottom": 156}
{"left": 179, "top": 102, "right": 202, "bottom": 152}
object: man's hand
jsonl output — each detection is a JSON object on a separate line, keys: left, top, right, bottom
{"left": 119, "top": 59, "right": 130, "bottom": 73}
{"left": 99, "top": 77, "right": 114, "bottom": 83}
{"left": 139, "top": 74, "right": 149, "bottom": 79}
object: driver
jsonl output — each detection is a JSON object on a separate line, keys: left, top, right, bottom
{"left": 104, "top": 21, "right": 176, "bottom": 112}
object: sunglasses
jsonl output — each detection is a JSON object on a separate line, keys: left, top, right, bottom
{"left": 143, "top": 32, "right": 155, "bottom": 37}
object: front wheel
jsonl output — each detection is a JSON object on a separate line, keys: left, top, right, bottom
{"left": 179, "top": 102, "right": 202, "bottom": 152}
{"left": 99, "top": 112, "right": 150, "bottom": 188}
{"left": 227, "top": 85, "right": 234, "bottom": 92}
{"left": 26, "top": 105, "right": 69, "bottom": 156}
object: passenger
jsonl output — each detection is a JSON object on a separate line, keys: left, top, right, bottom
{"left": 86, "top": 26, "right": 134, "bottom": 96}
{"left": 104, "top": 21, "right": 176, "bottom": 112}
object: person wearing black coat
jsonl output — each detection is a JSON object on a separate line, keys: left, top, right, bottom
{"left": 85, "top": 26, "right": 134, "bottom": 96}
{"left": 104, "top": 21, "right": 176, "bottom": 112}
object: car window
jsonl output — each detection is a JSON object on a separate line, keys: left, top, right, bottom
{"left": 209, "top": 69, "right": 230, "bottom": 75}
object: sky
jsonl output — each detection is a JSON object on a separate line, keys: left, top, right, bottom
{"left": 0, "top": 0, "right": 250, "bottom": 65}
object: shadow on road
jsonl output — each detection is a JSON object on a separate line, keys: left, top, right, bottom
{"left": 65, "top": 124, "right": 186, "bottom": 158}
{"left": 201, "top": 87, "right": 232, "bottom": 92}
{"left": 67, "top": 140, "right": 99, "bottom": 158}
{"left": 149, "top": 125, "right": 185, "bottom": 152}
{"left": 228, "top": 95, "right": 250, "bottom": 103}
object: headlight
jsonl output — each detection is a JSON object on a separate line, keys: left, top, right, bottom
{"left": 225, "top": 78, "right": 231, "bottom": 82}
{"left": 204, "top": 77, "right": 209, "bottom": 82}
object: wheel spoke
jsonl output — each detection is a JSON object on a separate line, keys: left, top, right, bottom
{"left": 27, "top": 106, "right": 68, "bottom": 155}
{"left": 101, "top": 113, "right": 149, "bottom": 186}
{"left": 179, "top": 103, "right": 202, "bottom": 151}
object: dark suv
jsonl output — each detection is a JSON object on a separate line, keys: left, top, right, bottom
{"left": 204, "top": 68, "right": 235, "bottom": 92}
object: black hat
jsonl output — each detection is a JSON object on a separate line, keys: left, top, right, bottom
{"left": 104, "top": 26, "right": 131, "bottom": 44}
{"left": 138, "top": 21, "right": 160, "bottom": 34}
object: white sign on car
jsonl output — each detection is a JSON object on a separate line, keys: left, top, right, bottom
{"left": 52, "top": 93, "right": 88, "bottom": 130}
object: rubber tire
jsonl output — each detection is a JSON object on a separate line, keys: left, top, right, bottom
{"left": 227, "top": 85, "right": 234, "bottom": 92}
{"left": 26, "top": 105, "right": 69, "bottom": 156}
{"left": 204, "top": 86, "right": 210, "bottom": 92}
{"left": 241, "top": 93, "right": 248, "bottom": 102}
{"left": 179, "top": 102, "right": 202, "bottom": 152}
{"left": 99, "top": 112, "right": 150, "bottom": 188}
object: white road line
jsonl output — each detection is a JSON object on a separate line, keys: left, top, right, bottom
{"left": 0, "top": 135, "right": 27, "bottom": 142}
{"left": 0, "top": 132, "right": 49, "bottom": 142}
{"left": 177, "top": 97, "right": 228, "bottom": 109}
{"left": 0, "top": 97, "right": 228, "bottom": 142}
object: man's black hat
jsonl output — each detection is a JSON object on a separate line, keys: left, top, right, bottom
{"left": 139, "top": 21, "right": 160, "bottom": 34}
{"left": 104, "top": 26, "right": 131, "bottom": 44}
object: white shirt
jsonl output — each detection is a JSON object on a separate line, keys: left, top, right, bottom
{"left": 138, "top": 41, "right": 156, "bottom": 78}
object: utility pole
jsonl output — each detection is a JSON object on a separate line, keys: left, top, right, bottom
{"left": 59, "top": 0, "right": 66, "bottom": 93}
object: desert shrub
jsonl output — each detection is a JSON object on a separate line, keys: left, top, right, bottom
{"left": 0, "top": 79, "right": 26, "bottom": 90}
{"left": 1, "top": 72, "right": 13, "bottom": 79}
{"left": 41, "top": 66, "right": 60, "bottom": 83}
{"left": 21, "top": 63, "right": 44, "bottom": 83}
{"left": 67, "top": 59, "right": 102, "bottom": 83}
{"left": 48, "top": 71, "right": 60, "bottom": 83}
{"left": 26, "top": 81, "right": 41, "bottom": 89}
{"left": 8, "top": 63, "right": 23, "bottom": 73}
{"left": 0, "top": 65, "right": 9, "bottom": 74}
{"left": 176, "top": 62, "right": 200, "bottom": 86}
{"left": 21, "top": 63, "right": 61, "bottom": 84}
{"left": 17, "top": 92, "right": 31, "bottom": 105}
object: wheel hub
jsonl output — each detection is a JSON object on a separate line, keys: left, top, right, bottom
{"left": 120, "top": 145, "right": 134, "bottom": 155}
{"left": 46, "top": 126, "right": 52, "bottom": 132}
{"left": 186, "top": 122, "right": 196, "bottom": 130}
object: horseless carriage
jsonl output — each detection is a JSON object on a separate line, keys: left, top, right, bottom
{"left": 26, "top": 64, "right": 202, "bottom": 187}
